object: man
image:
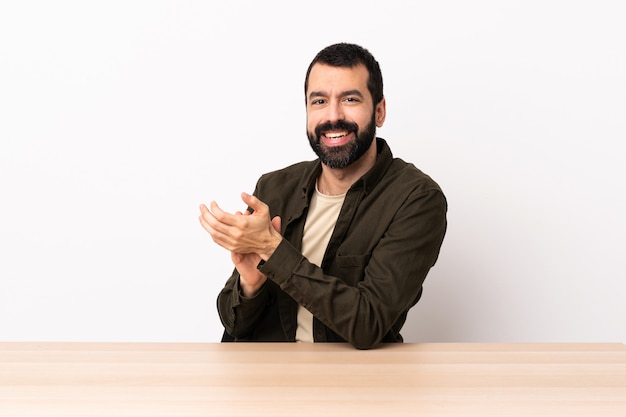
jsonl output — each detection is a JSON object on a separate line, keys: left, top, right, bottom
{"left": 199, "top": 43, "right": 447, "bottom": 349}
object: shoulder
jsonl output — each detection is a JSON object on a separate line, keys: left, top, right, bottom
{"left": 371, "top": 151, "right": 445, "bottom": 206}
{"left": 368, "top": 155, "right": 447, "bottom": 216}
{"left": 387, "top": 158, "right": 444, "bottom": 196}
{"left": 373, "top": 159, "right": 447, "bottom": 227}
{"left": 371, "top": 138, "right": 444, "bottom": 198}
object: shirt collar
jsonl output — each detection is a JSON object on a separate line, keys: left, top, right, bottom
{"left": 299, "top": 137, "right": 393, "bottom": 199}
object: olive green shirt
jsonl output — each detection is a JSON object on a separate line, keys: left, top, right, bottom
{"left": 217, "top": 138, "right": 447, "bottom": 349}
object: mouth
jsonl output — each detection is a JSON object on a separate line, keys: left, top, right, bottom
{"left": 321, "top": 130, "right": 352, "bottom": 146}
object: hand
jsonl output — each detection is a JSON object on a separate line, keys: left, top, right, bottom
{"left": 199, "top": 193, "right": 283, "bottom": 297}
{"left": 199, "top": 192, "right": 282, "bottom": 260}
{"left": 230, "top": 213, "right": 281, "bottom": 297}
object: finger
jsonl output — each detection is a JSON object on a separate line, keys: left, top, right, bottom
{"left": 199, "top": 203, "right": 235, "bottom": 243}
{"left": 198, "top": 208, "right": 219, "bottom": 235}
{"left": 209, "top": 201, "right": 240, "bottom": 227}
{"left": 199, "top": 203, "right": 213, "bottom": 225}
{"left": 199, "top": 203, "right": 210, "bottom": 215}
{"left": 271, "top": 215, "right": 281, "bottom": 233}
{"left": 240, "top": 192, "right": 268, "bottom": 214}
{"left": 209, "top": 200, "right": 225, "bottom": 217}
{"left": 200, "top": 216, "right": 236, "bottom": 250}
{"left": 231, "top": 252, "right": 244, "bottom": 264}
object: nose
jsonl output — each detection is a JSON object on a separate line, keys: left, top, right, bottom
{"left": 325, "top": 99, "right": 345, "bottom": 122}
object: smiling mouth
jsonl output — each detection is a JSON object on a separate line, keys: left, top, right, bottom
{"left": 322, "top": 131, "right": 352, "bottom": 146}
{"left": 324, "top": 131, "right": 349, "bottom": 139}
{"left": 315, "top": 120, "right": 358, "bottom": 146}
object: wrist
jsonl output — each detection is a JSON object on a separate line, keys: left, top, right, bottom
{"left": 259, "top": 233, "right": 282, "bottom": 262}
{"left": 239, "top": 277, "right": 266, "bottom": 298}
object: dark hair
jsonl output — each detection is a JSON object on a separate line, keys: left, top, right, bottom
{"left": 304, "top": 43, "right": 384, "bottom": 105}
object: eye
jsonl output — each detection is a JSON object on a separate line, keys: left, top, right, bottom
{"left": 310, "top": 98, "right": 326, "bottom": 105}
{"left": 344, "top": 96, "right": 360, "bottom": 103}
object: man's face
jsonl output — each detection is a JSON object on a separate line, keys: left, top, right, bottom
{"left": 306, "top": 63, "right": 385, "bottom": 169}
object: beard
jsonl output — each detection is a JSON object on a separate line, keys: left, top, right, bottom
{"left": 307, "top": 113, "right": 376, "bottom": 169}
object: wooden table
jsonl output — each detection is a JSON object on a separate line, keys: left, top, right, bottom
{"left": 1, "top": 342, "right": 625, "bottom": 416}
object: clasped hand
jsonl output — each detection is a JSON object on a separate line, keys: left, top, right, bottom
{"left": 199, "top": 192, "right": 281, "bottom": 296}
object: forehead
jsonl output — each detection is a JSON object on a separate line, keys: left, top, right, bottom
{"left": 307, "top": 63, "right": 370, "bottom": 96}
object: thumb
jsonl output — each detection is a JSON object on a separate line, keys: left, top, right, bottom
{"left": 240, "top": 192, "right": 267, "bottom": 213}
{"left": 271, "top": 216, "right": 281, "bottom": 233}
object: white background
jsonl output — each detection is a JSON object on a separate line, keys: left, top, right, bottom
{"left": 1, "top": 1, "right": 624, "bottom": 343}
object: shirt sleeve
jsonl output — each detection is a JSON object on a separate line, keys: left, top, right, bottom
{"left": 258, "top": 188, "right": 448, "bottom": 349}
{"left": 216, "top": 270, "right": 271, "bottom": 340}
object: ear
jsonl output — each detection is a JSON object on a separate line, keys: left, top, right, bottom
{"left": 375, "top": 97, "right": 386, "bottom": 127}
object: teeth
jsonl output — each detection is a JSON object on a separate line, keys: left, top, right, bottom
{"left": 326, "top": 131, "right": 348, "bottom": 139}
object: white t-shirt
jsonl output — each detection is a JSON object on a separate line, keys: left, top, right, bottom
{"left": 296, "top": 184, "right": 345, "bottom": 342}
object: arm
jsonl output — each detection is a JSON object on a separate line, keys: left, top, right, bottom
{"left": 259, "top": 188, "right": 447, "bottom": 349}
{"left": 199, "top": 193, "right": 282, "bottom": 338}
{"left": 215, "top": 268, "right": 271, "bottom": 339}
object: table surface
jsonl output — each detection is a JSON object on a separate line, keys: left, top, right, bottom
{"left": 1, "top": 342, "right": 625, "bottom": 417}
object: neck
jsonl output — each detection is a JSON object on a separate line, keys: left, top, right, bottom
{"left": 317, "top": 141, "right": 377, "bottom": 196}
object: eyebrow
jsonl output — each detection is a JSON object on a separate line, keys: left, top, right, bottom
{"left": 308, "top": 89, "right": 365, "bottom": 102}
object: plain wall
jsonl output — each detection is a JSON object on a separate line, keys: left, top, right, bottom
{"left": 1, "top": 0, "right": 624, "bottom": 343}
